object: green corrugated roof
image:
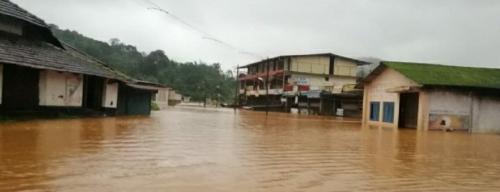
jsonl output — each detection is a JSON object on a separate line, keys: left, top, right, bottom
{"left": 383, "top": 61, "right": 500, "bottom": 90}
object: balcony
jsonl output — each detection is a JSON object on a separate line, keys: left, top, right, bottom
{"left": 238, "top": 70, "right": 285, "bottom": 81}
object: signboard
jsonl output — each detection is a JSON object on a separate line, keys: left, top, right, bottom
{"left": 428, "top": 114, "right": 469, "bottom": 131}
{"left": 296, "top": 77, "right": 309, "bottom": 86}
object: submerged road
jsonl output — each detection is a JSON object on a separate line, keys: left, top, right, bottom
{"left": 1, "top": 107, "right": 500, "bottom": 191}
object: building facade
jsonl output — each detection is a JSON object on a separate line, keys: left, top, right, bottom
{"left": 362, "top": 61, "right": 500, "bottom": 133}
{"left": 238, "top": 53, "right": 366, "bottom": 115}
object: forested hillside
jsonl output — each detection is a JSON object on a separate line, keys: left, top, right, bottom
{"left": 50, "top": 25, "right": 236, "bottom": 103}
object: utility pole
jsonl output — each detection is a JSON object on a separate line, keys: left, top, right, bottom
{"left": 234, "top": 65, "right": 240, "bottom": 111}
{"left": 265, "top": 58, "right": 270, "bottom": 116}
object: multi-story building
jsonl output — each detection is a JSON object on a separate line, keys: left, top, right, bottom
{"left": 238, "top": 53, "right": 368, "bottom": 115}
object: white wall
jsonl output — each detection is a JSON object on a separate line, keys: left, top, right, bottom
{"left": 472, "top": 96, "right": 500, "bottom": 133}
{"left": 428, "top": 90, "right": 471, "bottom": 116}
{"left": 289, "top": 73, "right": 332, "bottom": 91}
{"left": 155, "top": 88, "right": 170, "bottom": 109}
{"left": 39, "top": 70, "right": 83, "bottom": 107}
{"left": 363, "top": 68, "right": 420, "bottom": 128}
{"left": 102, "top": 81, "right": 119, "bottom": 108}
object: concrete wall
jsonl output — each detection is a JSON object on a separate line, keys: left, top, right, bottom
{"left": 426, "top": 89, "right": 500, "bottom": 133}
{"left": 39, "top": 70, "right": 83, "bottom": 107}
{"left": 334, "top": 57, "right": 357, "bottom": 77}
{"left": 472, "top": 96, "right": 500, "bottom": 133}
{"left": 102, "top": 80, "right": 119, "bottom": 108}
{"left": 427, "top": 90, "right": 471, "bottom": 131}
{"left": 288, "top": 72, "right": 357, "bottom": 94}
{"left": 168, "top": 90, "right": 183, "bottom": 106}
{"left": 362, "top": 68, "right": 420, "bottom": 128}
{"left": 155, "top": 88, "right": 170, "bottom": 109}
{"left": 290, "top": 56, "right": 330, "bottom": 75}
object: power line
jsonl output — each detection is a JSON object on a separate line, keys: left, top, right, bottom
{"left": 144, "top": 0, "right": 265, "bottom": 60}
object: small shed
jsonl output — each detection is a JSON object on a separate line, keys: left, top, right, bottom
{"left": 361, "top": 61, "right": 500, "bottom": 133}
{"left": 0, "top": 0, "right": 163, "bottom": 117}
{"left": 117, "top": 82, "right": 162, "bottom": 116}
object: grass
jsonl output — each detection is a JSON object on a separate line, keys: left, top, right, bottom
{"left": 383, "top": 61, "right": 500, "bottom": 89}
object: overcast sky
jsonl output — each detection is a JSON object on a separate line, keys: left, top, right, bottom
{"left": 14, "top": 0, "right": 500, "bottom": 70}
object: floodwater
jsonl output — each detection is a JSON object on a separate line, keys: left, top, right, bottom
{"left": 1, "top": 108, "right": 500, "bottom": 192}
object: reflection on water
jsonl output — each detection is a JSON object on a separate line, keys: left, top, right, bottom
{"left": 1, "top": 107, "right": 500, "bottom": 191}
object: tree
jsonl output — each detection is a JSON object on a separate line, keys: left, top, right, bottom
{"left": 51, "top": 25, "right": 236, "bottom": 103}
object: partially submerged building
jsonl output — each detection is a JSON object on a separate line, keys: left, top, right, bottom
{"left": 0, "top": 0, "right": 162, "bottom": 116}
{"left": 361, "top": 61, "right": 500, "bottom": 133}
{"left": 168, "top": 90, "right": 183, "bottom": 106}
{"left": 153, "top": 87, "right": 171, "bottom": 110}
{"left": 238, "top": 53, "right": 367, "bottom": 116}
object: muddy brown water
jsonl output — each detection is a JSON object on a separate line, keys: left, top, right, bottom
{"left": 1, "top": 107, "right": 500, "bottom": 192}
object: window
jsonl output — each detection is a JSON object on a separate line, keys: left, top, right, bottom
{"left": 383, "top": 102, "right": 395, "bottom": 123}
{"left": 370, "top": 102, "right": 380, "bottom": 121}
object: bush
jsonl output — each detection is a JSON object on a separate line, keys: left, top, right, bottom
{"left": 151, "top": 102, "right": 160, "bottom": 111}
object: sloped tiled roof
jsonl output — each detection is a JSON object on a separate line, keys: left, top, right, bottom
{"left": 0, "top": 0, "right": 46, "bottom": 27}
{"left": 0, "top": 0, "right": 165, "bottom": 90}
{"left": 0, "top": 38, "right": 127, "bottom": 80}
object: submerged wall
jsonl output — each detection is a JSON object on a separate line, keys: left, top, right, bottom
{"left": 426, "top": 89, "right": 500, "bottom": 133}
{"left": 39, "top": 70, "right": 84, "bottom": 107}
{"left": 155, "top": 88, "right": 170, "bottom": 110}
{"left": 102, "top": 80, "right": 118, "bottom": 108}
{"left": 472, "top": 95, "right": 500, "bottom": 133}
{"left": 117, "top": 84, "right": 153, "bottom": 116}
{"left": 427, "top": 90, "right": 471, "bottom": 131}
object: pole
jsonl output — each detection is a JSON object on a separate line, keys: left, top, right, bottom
{"left": 281, "top": 58, "right": 287, "bottom": 112}
{"left": 265, "top": 58, "right": 270, "bottom": 116}
{"left": 234, "top": 65, "right": 240, "bottom": 111}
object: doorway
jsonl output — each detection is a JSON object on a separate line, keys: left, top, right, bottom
{"left": 2, "top": 65, "right": 39, "bottom": 111}
{"left": 83, "top": 76, "right": 104, "bottom": 110}
{"left": 399, "top": 93, "right": 419, "bottom": 129}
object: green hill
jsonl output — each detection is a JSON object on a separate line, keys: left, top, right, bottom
{"left": 50, "top": 25, "right": 236, "bottom": 103}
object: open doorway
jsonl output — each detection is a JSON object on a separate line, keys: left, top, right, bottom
{"left": 83, "top": 76, "right": 104, "bottom": 111}
{"left": 399, "top": 93, "right": 419, "bottom": 129}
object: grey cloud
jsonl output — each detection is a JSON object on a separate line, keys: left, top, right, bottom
{"left": 14, "top": 0, "right": 500, "bottom": 70}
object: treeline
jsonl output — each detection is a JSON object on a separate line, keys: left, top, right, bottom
{"left": 50, "top": 25, "right": 236, "bottom": 103}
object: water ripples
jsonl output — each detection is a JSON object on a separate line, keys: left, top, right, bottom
{"left": 1, "top": 108, "right": 500, "bottom": 191}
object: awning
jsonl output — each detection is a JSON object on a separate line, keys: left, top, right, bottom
{"left": 126, "top": 83, "right": 161, "bottom": 91}
{"left": 301, "top": 90, "right": 322, "bottom": 99}
{"left": 385, "top": 85, "right": 422, "bottom": 93}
